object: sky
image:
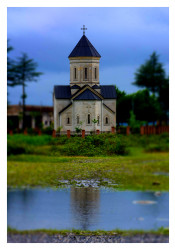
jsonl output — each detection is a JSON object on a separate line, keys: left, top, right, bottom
{"left": 7, "top": 7, "right": 169, "bottom": 106}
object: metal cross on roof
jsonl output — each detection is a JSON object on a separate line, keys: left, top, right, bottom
{"left": 81, "top": 25, "right": 87, "bottom": 35}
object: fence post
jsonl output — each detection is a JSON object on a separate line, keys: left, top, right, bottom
{"left": 111, "top": 126, "right": 115, "bottom": 134}
{"left": 126, "top": 126, "right": 130, "bottom": 135}
{"left": 38, "top": 129, "right": 42, "bottom": 136}
{"left": 9, "top": 130, "right": 13, "bottom": 135}
{"left": 24, "top": 128, "right": 28, "bottom": 135}
{"left": 140, "top": 126, "right": 144, "bottom": 135}
{"left": 52, "top": 130, "right": 56, "bottom": 138}
{"left": 96, "top": 129, "right": 100, "bottom": 135}
{"left": 67, "top": 130, "right": 70, "bottom": 138}
{"left": 82, "top": 129, "right": 85, "bottom": 138}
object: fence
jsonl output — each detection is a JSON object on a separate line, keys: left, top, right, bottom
{"left": 8, "top": 125, "right": 169, "bottom": 137}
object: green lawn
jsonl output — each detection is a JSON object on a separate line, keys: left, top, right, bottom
{"left": 7, "top": 147, "right": 169, "bottom": 191}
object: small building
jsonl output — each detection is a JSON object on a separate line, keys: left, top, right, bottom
{"left": 53, "top": 28, "right": 117, "bottom": 133}
{"left": 7, "top": 105, "right": 53, "bottom": 130}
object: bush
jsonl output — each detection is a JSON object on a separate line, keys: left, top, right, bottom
{"left": 57, "top": 134, "right": 128, "bottom": 156}
{"left": 145, "top": 143, "right": 169, "bottom": 152}
{"left": 7, "top": 141, "right": 27, "bottom": 155}
{"left": 7, "top": 134, "right": 54, "bottom": 146}
{"left": 42, "top": 126, "right": 53, "bottom": 135}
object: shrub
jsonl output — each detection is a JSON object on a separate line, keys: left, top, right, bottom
{"left": 7, "top": 141, "right": 27, "bottom": 155}
{"left": 42, "top": 126, "right": 53, "bottom": 135}
{"left": 57, "top": 134, "right": 128, "bottom": 156}
{"left": 145, "top": 143, "right": 169, "bottom": 152}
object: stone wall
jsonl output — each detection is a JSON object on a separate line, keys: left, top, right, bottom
{"left": 55, "top": 99, "right": 116, "bottom": 132}
{"left": 53, "top": 96, "right": 71, "bottom": 130}
{"left": 69, "top": 57, "right": 100, "bottom": 86}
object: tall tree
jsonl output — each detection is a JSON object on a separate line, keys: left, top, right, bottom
{"left": 133, "top": 52, "right": 166, "bottom": 95}
{"left": 7, "top": 40, "right": 16, "bottom": 101}
{"left": 158, "top": 77, "right": 169, "bottom": 123}
{"left": 14, "top": 53, "right": 43, "bottom": 129}
{"left": 116, "top": 87, "right": 162, "bottom": 125}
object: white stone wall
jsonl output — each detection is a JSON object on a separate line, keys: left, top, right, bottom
{"left": 53, "top": 95, "right": 71, "bottom": 130}
{"left": 55, "top": 99, "right": 116, "bottom": 132}
{"left": 72, "top": 100, "right": 101, "bottom": 132}
{"left": 103, "top": 104, "right": 116, "bottom": 131}
{"left": 69, "top": 57, "right": 100, "bottom": 86}
{"left": 42, "top": 113, "right": 53, "bottom": 128}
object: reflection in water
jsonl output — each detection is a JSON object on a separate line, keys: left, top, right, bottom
{"left": 70, "top": 187, "right": 99, "bottom": 230}
{"left": 7, "top": 188, "right": 169, "bottom": 231}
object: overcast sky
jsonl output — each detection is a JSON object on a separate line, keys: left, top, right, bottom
{"left": 7, "top": 7, "right": 169, "bottom": 106}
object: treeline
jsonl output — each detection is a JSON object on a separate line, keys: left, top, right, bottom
{"left": 7, "top": 40, "right": 43, "bottom": 130}
{"left": 116, "top": 52, "right": 169, "bottom": 128}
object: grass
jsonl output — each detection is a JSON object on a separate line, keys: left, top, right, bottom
{"left": 7, "top": 133, "right": 169, "bottom": 191}
{"left": 7, "top": 226, "right": 169, "bottom": 236}
{"left": 7, "top": 148, "right": 169, "bottom": 191}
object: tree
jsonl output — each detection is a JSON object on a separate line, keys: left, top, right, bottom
{"left": 158, "top": 77, "right": 169, "bottom": 123}
{"left": 13, "top": 53, "right": 43, "bottom": 129}
{"left": 115, "top": 87, "right": 129, "bottom": 126}
{"left": 7, "top": 40, "right": 17, "bottom": 106}
{"left": 116, "top": 87, "right": 162, "bottom": 125}
{"left": 132, "top": 89, "right": 162, "bottom": 124}
{"left": 133, "top": 52, "right": 166, "bottom": 95}
{"left": 92, "top": 119, "right": 98, "bottom": 134}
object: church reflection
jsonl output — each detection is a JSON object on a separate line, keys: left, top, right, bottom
{"left": 70, "top": 187, "right": 100, "bottom": 230}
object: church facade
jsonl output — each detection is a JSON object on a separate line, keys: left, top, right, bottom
{"left": 53, "top": 31, "right": 117, "bottom": 133}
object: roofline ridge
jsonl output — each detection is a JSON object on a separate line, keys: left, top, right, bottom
{"left": 71, "top": 84, "right": 104, "bottom": 100}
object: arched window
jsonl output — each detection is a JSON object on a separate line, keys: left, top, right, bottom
{"left": 88, "top": 114, "right": 91, "bottom": 124}
{"left": 74, "top": 68, "right": 77, "bottom": 79}
{"left": 105, "top": 117, "right": 108, "bottom": 124}
{"left": 95, "top": 68, "right": 97, "bottom": 79}
{"left": 67, "top": 117, "right": 70, "bottom": 124}
{"left": 97, "top": 115, "right": 100, "bottom": 125}
{"left": 77, "top": 115, "right": 79, "bottom": 124}
{"left": 84, "top": 67, "right": 88, "bottom": 79}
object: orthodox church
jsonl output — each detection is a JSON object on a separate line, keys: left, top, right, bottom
{"left": 53, "top": 27, "right": 117, "bottom": 133}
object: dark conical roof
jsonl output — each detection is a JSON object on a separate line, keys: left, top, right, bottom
{"left": 68, "top": 35, "right": 101, "bottom": 58}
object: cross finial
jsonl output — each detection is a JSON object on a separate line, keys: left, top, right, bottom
{"left": 81, "top": 25, "right": 87, "bottom": 35}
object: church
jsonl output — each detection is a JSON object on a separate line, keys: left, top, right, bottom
{"left": 53, "top": 27, "right": 117, "bottom": 133}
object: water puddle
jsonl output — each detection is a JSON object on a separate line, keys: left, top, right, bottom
{"left": 153, "top": 172, "right": 169, "bottom": 176}
{"left": 133, "top": 200, "right": 157, "bottom": 205}
{"left": 7, "top": 187, "right": 169, "bottom": 231}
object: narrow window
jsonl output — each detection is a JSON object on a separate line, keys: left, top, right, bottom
{"left": 95, "top": 68, "right": 97, "bottom": 79}
{"left": 67, "top": 117, "right": 70, "bottom": 124}
{"left": 97, "top": 115, "right": 100, "bottom": 125}
{"left": 77, "top": 115, "right": 79, "bottom": 124}
{"left": 74, "top": 68, "right": 77, "bottom": 79}
{"left": 88, "top": 114, "right": 91, "bottom": 124}
{"left": 85, "top": 68, "right": 87, "bottom": 79}
{"left": 105, "top": 117, "right": 108, "bottom": 124}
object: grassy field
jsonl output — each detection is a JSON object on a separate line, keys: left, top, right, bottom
{"left": 7, "top": 134, "right": 169, "bottom": 191}
{"left": 7, "top": 226, "right": 169, "bottom": 236}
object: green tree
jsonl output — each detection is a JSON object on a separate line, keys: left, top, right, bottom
{"left": 115, "top": 87, "right": 130, "bottom": 126}
{"left": 92, "top": 119, "right": 98, "bottom": 134}
{"left": 7, "top": 40, "right": 17, "bottom": 106}
{"left": 132, "top": 89, "right": 162, "bottom": 124}
{"left": 158, "top": 77, "right": 169, "bottom": 123}
{"left": 13, "top": 53, "right": 43, "bottom": 129}
{"left": 133, "top": 52, "right": 166, "bottom": 95}
{"left": 116, "top": 87, "right": 162, "bottom": 125}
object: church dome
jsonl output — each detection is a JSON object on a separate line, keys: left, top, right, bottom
{"left": 68, "top": 35, "right": 101, "bottom": 58}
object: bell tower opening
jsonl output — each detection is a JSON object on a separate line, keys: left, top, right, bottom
{"left": 68, "top": 26, "right": 101, "bottom": 87}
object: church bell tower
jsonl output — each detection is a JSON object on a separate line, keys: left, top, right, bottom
{"left": 68, "top": 25, "right": 101, "bottom": 88}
